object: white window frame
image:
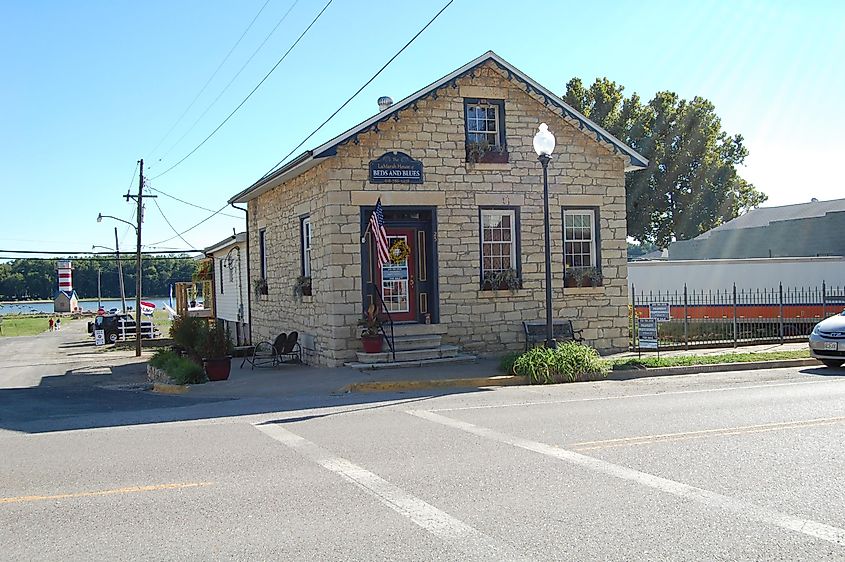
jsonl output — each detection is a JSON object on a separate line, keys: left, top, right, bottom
{"left": 466, "top": 102, "right": 501, "bottom": 146}
{"left": 563, "top": 209, "right": 597, "bottom": 268}
{"left": 480, "top": 209, "right": 517, "bottom": 278}
{"left": 301, "top": 217, "right": 312, "bottom": 277}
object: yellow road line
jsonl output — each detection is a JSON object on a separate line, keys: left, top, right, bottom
{"left": 0, "top": 481, "right": 213, "bottom": 505}
{"left": 570, "top": 416, "right": 845, "bottom": 451}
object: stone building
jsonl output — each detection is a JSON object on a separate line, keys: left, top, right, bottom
{"left": 228, "top": 52, "right": 647, "bottom": 367}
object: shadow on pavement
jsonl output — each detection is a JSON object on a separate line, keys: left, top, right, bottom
{"left": 798, "top": 366, "right": 845, "bottom": 377}
{"left": 0, "top": 361, "right": 487, "bottom": 435}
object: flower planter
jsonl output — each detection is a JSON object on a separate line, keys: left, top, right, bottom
{"left": 203, "top": 356, "right": 232, "bottom": 381}
{"left": 361, "top": 335, "right": 384, "bottom": 353}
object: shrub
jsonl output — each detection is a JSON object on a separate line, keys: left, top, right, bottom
{"left": 150, "top": 348, "right": 178, "bottom": 370}
{"left": 499, "top": 351, "right": 521, "bottom": 375}
{"left": 149, "top": 348, "right": 206, "bottom": 385}
{"left": 513, "top": 342, "right": 609, "bottom": 384}
{"left": 168, "top": 358, "right": 206, "bottom": 385}
{"left": 170, "top": 316, "right": 207, "bottom": 361}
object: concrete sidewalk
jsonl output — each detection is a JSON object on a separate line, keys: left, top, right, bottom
{"left": 160, "top": 341, "right": 814, "bottom": 399}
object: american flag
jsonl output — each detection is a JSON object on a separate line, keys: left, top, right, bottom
{"left": 369, "top": 199, "right": 390, "bottom": 266}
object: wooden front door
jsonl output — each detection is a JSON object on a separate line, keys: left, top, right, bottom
{"left": 378, "top": 228, "right": 416, "bottom": 322}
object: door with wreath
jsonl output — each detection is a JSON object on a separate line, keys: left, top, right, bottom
{"left": 378, "top": 228, "right": 416, "bottom": 322}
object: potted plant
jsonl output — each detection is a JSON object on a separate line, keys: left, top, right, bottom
{"left": 357, "top": 303, "right": 384, "bottom": 353}
{"left": 466, "top": 140, "right": 509, "bottom": 163}
{"left": 481, "top": 268, "right": 521, "bottom": 291}
{"left": 294, "top": 275, "right": 312, "bottom": 297}
{"left": 199, "top": 322, "right": 233, "bottom": 381}
{"left": 253, "top": 278, "right": 268, "bottom": 297}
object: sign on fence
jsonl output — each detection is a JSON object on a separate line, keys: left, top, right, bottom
{"left": 638, "top": 318, "right": 658, "bottom": 350}
{"left": 94, "top": 329, "right": 105, "bottom": 346}
{"left": 648, "top": 302, "right": 671, "bottom": 322}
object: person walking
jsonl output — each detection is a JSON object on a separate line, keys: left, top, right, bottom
{"left": 48, "top": 318, "right": 54, "bottom": 332}
{"left": 55, "top": 318, "right": 61, "bottom": 331}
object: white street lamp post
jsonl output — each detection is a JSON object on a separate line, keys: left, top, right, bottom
{"left": 533, "top": 123, "right": 557, "bottom": 348}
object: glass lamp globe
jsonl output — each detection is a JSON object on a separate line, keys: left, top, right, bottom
{"left": 532, "top": 123, "right": 556, "bottom": 156}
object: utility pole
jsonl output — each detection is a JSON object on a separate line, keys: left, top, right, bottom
{"left": 114, "top": 227, "right": 127, "bottom": 313}
{"left": 124, "top": 159, "right": 156, "bottom": 357}
{"left": 97, "top": 269, "right": 102, "bottom": 310}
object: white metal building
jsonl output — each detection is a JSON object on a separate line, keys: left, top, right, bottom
{"left": 204, "top": 233, "right": 250, "bottom": 345}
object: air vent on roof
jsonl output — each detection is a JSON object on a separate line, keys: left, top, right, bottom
{"left": 378, "top": 96, "right": 393, "bottom": 111}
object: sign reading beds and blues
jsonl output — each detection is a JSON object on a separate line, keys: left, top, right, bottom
{"left": 369, "top": 152, "right": 423, "bottom": 184}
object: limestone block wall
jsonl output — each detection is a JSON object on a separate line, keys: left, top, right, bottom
{"left": 248, "top": 61, "right": 631, "bottom": 366}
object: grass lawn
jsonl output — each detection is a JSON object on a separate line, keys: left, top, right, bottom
{"left": 0, "top": 316, "right": 83, "bottom": 337}
{"left": 152, "top": 309, "right": 172, "bottom": 337}
{"left": 610, "top": 349, "right": 811, "bottom": 370}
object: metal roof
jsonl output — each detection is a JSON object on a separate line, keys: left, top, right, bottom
{"left": 694, "top": 198, "right": 845, "bottom": 240}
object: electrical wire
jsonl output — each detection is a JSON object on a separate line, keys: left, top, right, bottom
{"left": 153, "top": 0, "right": 301, "bottom": 168}
{"left": 0, "top": 255, "right": 201, "bottom": 261}
{"left": 151, "top": 197, "right": 196, "bottom": 249}
{"left": 260, "top": 0, "right": 454, "bottom": 180}
{"left": 147, "top": 204, "right": 231, "bottom": 246}
{"left": 147, "top": 0, "right": 274, "bottom": 163}
{"left": 150, "top": 0, "right": 332, "bottom": 180}
{"left": 146, "top": 185, "right": 241, "bottom": 219}
{"left": 1, "top": 249, "right": 198, "bottom": 255}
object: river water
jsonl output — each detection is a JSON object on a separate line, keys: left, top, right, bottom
{"left": 0, "top": 298, "right": 173, "bottom": 316}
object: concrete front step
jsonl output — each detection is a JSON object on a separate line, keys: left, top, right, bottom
{"left": 344, "top": 353, "right": 478, "bottom": 371}
{"left": 389, "top": 323, "right": 448, "bottom": 337}
{"left": 354, "top": 344, "right": 460, "bottom": 364}
{"left": 391, "top": 334, "right": 442, "bottom": 351}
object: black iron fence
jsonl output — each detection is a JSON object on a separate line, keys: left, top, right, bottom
{"left": 631, "top": 282, "right": 845, "bottom": 350}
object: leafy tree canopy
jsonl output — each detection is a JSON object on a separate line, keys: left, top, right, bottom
{"left": 563, "top": 77, "right": 767, "bottom": 247}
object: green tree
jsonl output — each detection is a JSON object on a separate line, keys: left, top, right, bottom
{"left": 564, "top": 78, "right": 767, "bottom": 247}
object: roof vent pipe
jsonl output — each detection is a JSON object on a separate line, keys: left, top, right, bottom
{"left": 378, "top": 96, "right": 393, "bottom": 111}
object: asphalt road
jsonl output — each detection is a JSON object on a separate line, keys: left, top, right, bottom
{"left": 2, "top": 327, "right": 845, "bottom": 560}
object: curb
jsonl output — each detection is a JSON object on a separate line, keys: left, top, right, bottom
{"left": 343, "top": 375, "right": 528, "bottom": 393}
{"left": 343, "top": 358, "right": 821, "bottom": 393}
{"left": 151, "top": 382, "right": 190, "bottom": 394}
{"left": 606, "top": 358, "right": 820, "bottom": 380}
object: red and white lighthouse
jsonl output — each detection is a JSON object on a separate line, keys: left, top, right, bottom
{"left": 56, "top": 260, "right": 73, "bottom": 293}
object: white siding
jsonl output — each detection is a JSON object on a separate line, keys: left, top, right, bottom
{"left": 628, "top": 256, "right": 845, "bottom": 293}
{"left": 210, "top": 245, "right": 249, "bottom": 324}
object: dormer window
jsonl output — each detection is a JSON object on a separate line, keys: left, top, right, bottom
{"left": 464, "top": 98, "right": 508, "bottom": 163}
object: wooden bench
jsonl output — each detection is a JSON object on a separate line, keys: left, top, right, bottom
{"left": 522, "top": 320, "right": 584, "bottom": 350}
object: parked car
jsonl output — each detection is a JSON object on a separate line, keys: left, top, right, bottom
{"left": 809, "top": 311, "right": 845, "bottom": 368}
{"left": 87, "top": 313, "right": 157, "bottom": 344}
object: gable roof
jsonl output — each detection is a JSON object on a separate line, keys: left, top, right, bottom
{"left": 230, "top": 51, "right": 648, "bottom": 205}
{"left": 692, "top": 198, "right": 845, "bottom": 240}
{"left": 203, "top": 232, "right": 247, "bottom": 255}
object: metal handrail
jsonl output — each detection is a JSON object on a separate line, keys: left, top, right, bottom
{"left": 370, "top": 284, "right": 396, "bottom": 362}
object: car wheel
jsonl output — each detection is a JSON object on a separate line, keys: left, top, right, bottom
{"left": 108, "top": 332, "right": 119, "bottom": 344}
{"left": 821, "top": 360, "right": 843, "bottom": 369}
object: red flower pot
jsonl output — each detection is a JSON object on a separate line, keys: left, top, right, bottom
{"left": 361, "top": 335, "right": 383, "bottom": 353}
{"left": 203, "top": 356, "right": 232, "bottom": 381}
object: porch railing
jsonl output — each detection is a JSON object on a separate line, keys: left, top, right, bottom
{"left": 370, "top": 284, "right": 396, "bottom": 361}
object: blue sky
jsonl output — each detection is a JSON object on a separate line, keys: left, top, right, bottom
{"left": 2, "top": 0, "right": 843, "bottom": 256}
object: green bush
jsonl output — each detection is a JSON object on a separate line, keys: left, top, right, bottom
{"left": 149, "top": 348, "right": 206, "bottom": 385}
{"left": 168, "top": 359, "right": 206, "bottom": 385}
{"left": 499, "top": 351, "right": 521, "bottom": 375}
{"left": 170, "top": 316, "right": 207, "bottom": 361}
{"left": 513, "top": 342, "right": 609, "bottom": 384}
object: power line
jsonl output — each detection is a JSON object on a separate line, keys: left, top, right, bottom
{"left": 260, "top": 0, "right": 454, "bottom": 180}
{"left": 147, "top": 204, "right": 231, "bottom": 246}
{"left": 152, "top": 197, "right": 195, "bottom": 249}
{"left": 0, "top": 255, "right": 201, "bottom": 261}
{"left": 150, "top": 0, "right": 333, "bottom": 180}
{"left": 147, "top": 0, "right": 274, "bottom": 162}
{"left": 146, "top": 185, "right": 242, "bottom": 218}
{"left": 1, "top": 249, "right": 199, "bottom": 255}
{"left": 152, "top": 0, "right": 301, "bottom": 169}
